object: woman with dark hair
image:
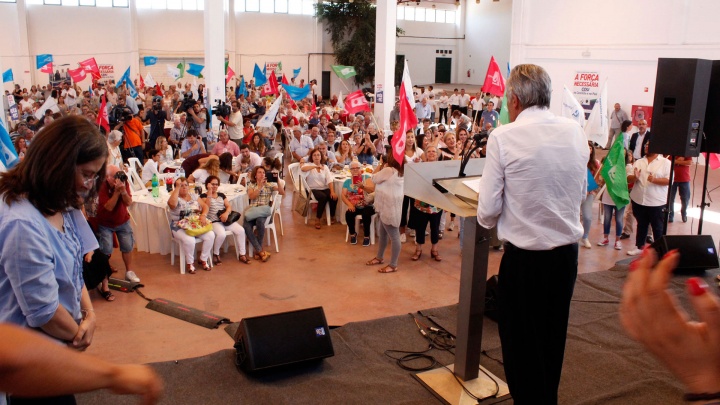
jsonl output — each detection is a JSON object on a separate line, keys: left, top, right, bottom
{"left": 14, "top": 137, "right": 27, "bottom": 161}
{"left": 0, "top": 116, "right": 108, "bottom": 403}
{"left": 243, "top": 166, "right": 282, "bottom": 262}
{"left": 619, "top": 119, "right": 633, "bottom": 150}
{"left": 580, "top": 141, "right": 601, "bottom": 248}
{"left": 248, "top": 133, "right": 267, "bottom": 157}
{"left": 300, "top": 148, "right": 337, "bottom": 229}
{"left": 217, "top": 152, "right": 236, "bottom": 183}
{"left": 201, "top": 175, "right": 250, "bottom": 265}
{"left": 365, "top": 152, "right": 404, "bottom": 273}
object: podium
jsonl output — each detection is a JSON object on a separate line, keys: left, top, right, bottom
{"left": 404, "top": 159, "right": 509, "bottom": 403}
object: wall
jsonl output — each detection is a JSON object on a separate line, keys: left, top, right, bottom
{"left": 462, "top": 0, "right": 512, "bottom": 87}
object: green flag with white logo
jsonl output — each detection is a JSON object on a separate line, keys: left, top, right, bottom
{"left": 600, "top": 135, "right": 630, "bottom": 208}
{"left": 331, "top": 65, "right": 356, "bottom": 79}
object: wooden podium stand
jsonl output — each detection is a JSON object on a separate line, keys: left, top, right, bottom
{"left": 404, "top": 159, "right": 509, "bottom": 403}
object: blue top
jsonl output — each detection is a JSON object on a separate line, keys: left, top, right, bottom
{"left": 0, "top": 198, "right": 98, "bottom": 332}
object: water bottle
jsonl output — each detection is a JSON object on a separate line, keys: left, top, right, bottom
{"left": 151, "top": 173, "right": 159, "bottom": 198}
{"left": 177, "top": 168, "right": 185, "bottom": 181}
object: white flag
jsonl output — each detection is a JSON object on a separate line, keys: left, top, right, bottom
{"left": 584, "top": 80, "right": 608, "bottom": 146}
{"left": 191, "top": 78, "right": 199, "bottom": 100}
{"left": 34, "top": 97, "right": 59, "bottom": 120}
{"left": 336, "top": 91, "right": 344, "bottom": 110}
{"left": 561, "top": 86, "right": 585, "bottom": 127}
{"left": 403, "top": 60, "right": 415, "bottom": 109}
{"left": 256, "top": 97, "right": 282, "bottom": 128}
{"left": 167, "top": 65, "right": 180, "bottom": 81}
{"left": 145, "top": 73, "right": 157, "bottom": 87}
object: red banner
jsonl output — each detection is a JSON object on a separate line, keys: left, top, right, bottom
{"left": 481, "top": 56, "right": 505, "bottom": 97}
{"left": 79, "top": 57, "right": 101, "bottom": 80}
{"left": 344, "top": 90, "right": 370, "bottom": 115}
{"left": 68, "top": 67, "right": 87, "bottom": 83}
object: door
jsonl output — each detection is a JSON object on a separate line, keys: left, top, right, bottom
{"left": 322, "top": 71, "right": 331, "bottom": 100}
{"left": 435, "top": 58, "right": 452, "bottom": 84}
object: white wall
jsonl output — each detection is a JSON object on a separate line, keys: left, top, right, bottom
{"left": 397, "top": 17, "right": 460, "bottom": 86}
{"left": 462, "top": 0, "right": 512, "bottom": 86}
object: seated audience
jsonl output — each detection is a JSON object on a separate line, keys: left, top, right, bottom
{"left": 243, "top": 166, "right": 283, "bottom": 262}
{"left": 167, "top": 177, "right": 215, "bottom": 274}
{"left": 141, "top": 149, "right": 162, "bottom": 185}
{"left": 188, "top": 157, "right": 220, "bottom": 185}
{"left": 181, "top": 130, "right": 207, "bottom": 158}
{"left": 301, "top": 148, "right": 338, "bottom": 229}
{"left": 342, "top": 160, "right": 375, "bottom": 246}
{"left": 201, "top": 176, "right": 250, "bottom": 265}
{"left": 211, "top": 129, "right": 241, "bottom": 157}
{"left": 248, "top": 133, "right": 267, "bottom": 157}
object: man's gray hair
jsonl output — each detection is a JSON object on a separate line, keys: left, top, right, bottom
{"left": 108, "top": 130, "right": 123, "bottom": 143}
{"left": 506, "top": 64, "right": 552, "bottom": 109}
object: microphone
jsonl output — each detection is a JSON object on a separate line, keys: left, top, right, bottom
{"left": 472, "top": 129, "right": 489, "bottom": 142}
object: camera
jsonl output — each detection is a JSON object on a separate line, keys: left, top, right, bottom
{"left": 212, "top": 99, "right": 231, "bottom": 119}
{"left": 114, "top": 171, "right": 128, "bottom": 183}
{"left": 151, "top": 96, "right": 163, "bottom": 111}
{"left": 109, "top": 105, "right": 133, "bottom": 125}
{"left": 177, "top": 93, "right": 196, "bottom": 114}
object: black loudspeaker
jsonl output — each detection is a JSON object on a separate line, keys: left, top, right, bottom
{"left": 649, "top": 58, "right": 712, "bottom": 157}
{"left": 233, "top": 307, "right": 334, "bottom": 372}
{"left": 485, "top": 275, "right": 499, "bottom": 322}
{"left": 702, "top": 60, "right": 720, "bottom": 153}
{"left": 651, "top": 235, "right": 719, "bottom": 273}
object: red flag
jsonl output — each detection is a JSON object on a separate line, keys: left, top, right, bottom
{"left": 40, "top": 62, "right": 53, "bottom": 74}
{"left": 281, "top": 74, "right": 290, "bottom": 85}
{"left": 391, "top": 80, "right": 418, "bottom": 165}
{"left": 267, "top": 71, "right": 280, "bottom": 95}
{"left": 67, "top": 67, "right": 87, "bottom": 83}
{"left": 344, "top": 90, "right": 370, "bottom": 115}
{"left": 155, "top": 84, "right": 163, "bottom": 97}
{"left": 481, "top": 56, "right": 506, "bottom": 97}
{"left": 97, "top": 95, "right": 110, "bottom": 133}
{"left": 226, "top": 66, "right": 235, "bottom": 85}
{"left": 703, "top": 153, "right": 720, "bottom": 170}
{"left": 79, "top": 58, "right": 101, "bottom": 80}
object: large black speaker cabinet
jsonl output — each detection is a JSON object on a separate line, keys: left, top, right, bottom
{"left": 702, "top": 60, "right": 720, "bottom": 153}
{"left": 233, "top": 307, "right": 334, "bottom": 372}
{"left": 649, "top": 58, "right": 712, "bottom": 157}
{"left": 651, "top": 235, "right": 719, "bottom": 273}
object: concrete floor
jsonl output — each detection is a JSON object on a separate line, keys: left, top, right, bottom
{"left": 87, "top": 157, "right": 720, "bottom": 365}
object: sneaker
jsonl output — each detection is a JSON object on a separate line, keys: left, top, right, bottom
{"left": 581, "top": 238, "right": 591, "bottom": 249}
{"left": 646, "top": 236, "right": 654, "bottom": 244}
{"left": 627, "top": 248, "right": 642, "bottom": 256}
{"left": 125, "top": 270, "right": 140, "bottom": 283}
{"left": 597, "top": 239, "right": 610, "bottom": 246}
{"left": 448, "top": 221, "right": 455, "bottom": 231}
{"left": 620, "top": 233, "right": 631, "bottom": 240}
{"left": 614, "top": 240, "right": 623, "bottom": 250}
{"left": 409, "top": 230, "right": 416, "bottom": 237}
{"left": 363, "top": 237, "right": 371, "bottom": 247}
{"left": 400, "top": 233, "right": 407, "bottom": 243}
{"left": 350, "top": 234, "right": 358, "bottom": 245}
{"left": 438, "top": 232, "right": 444, "bottom": 240}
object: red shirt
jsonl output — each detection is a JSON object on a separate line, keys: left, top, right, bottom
{"left": 672, "top": 156, "right": 692, "bottom": 183}
{"left": 95, "top": 180, "right": 131, "bottom": 228}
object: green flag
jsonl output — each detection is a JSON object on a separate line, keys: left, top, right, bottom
{"left": 331, "top": 65, "right": 356, "bottom": 79}
{"left": 600, "top": 135, "right": 630, "bottom": 208}
{"left": 176, "top": 62, "right": 185, "bottom": 80}
{"left": 225, "top": 60, "right": 229, "bottom": 75}
{"left": 498, "top": 91, "right": 510, "bottom": 125}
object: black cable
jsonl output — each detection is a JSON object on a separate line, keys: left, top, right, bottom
{"left": 134, "top": 287, "right": 152, "bottom": 302}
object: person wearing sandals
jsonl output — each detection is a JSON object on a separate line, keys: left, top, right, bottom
{"left": 342, "top": 160, "right": 375, "bottom": 247}
{"left": 365, "top": 152, "right": 404, "bottom": 273}
{"left": 409, "top": 146, "right": 443, "bottom": 262}
{"left": 201, "top": 176, "right": 251, "bottom": 265}
{"left": 244, "top": 166, "right": 283, "bottom": 262}
{"left": 167, "top": 177, "right": 215, "bottom": 274}
{"left": 300, "top": 148, "right": 338, "bottom": 229}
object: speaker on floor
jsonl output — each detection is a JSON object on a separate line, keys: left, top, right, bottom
{"left": 233, "top": 306, "right": 334, "bottom": 372}
{"left": 702, "top": 60, "right": 720, "bottom": 153}
{"left": 648, "top": 58, "right": 712, "bottom": 157}
{"left": 485, "top": 275, "right": 499, "bottom": 322}
{"left": 651, "top": 235, "right": 719, "bottom": 273}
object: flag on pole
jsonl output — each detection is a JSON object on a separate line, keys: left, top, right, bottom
{"left": 0, "top": 116, "right": 19, "bottom": 172}
{"left": 186, "top": 63, "right": 204, "bottom": 78}
{"left": 281, "top": 74, "right": 290, "bottom": 85}
{"left": 401, "top": 60, "right": 415, "bottom": 110}
{"left": 262, "top": 63, "right": 267, "bottom": 76}
{"left": 481, "top": 56, "right": 506, "bottom": 97}
{"left": 237, "top": 76, "right": 248, "bottom": 99}
{"left": 344, "top": 90, "right": 371, "bottom": 115}
{"left": 266, "top": 71, "right": 279, "bottom": 96}
{"left": 67, "top": 67, "right": 87, "bottom": 83}
{"left": 561, "top": 85, "right": 585, "bottom": 127}
{"left": 36, "top": 54, "right": 53, "bottom": 69}
{"left": 292, "top": 67, "right": 301, "bottom": 79}
{"left": 600, "top": 135, "right": 629, "bottom": 208}
{"left": 331, "top": 65, "right": 357, "bottom": 79}
{"left": 280, "top": 84, "right": 311, "bottom": 101}
{"left": 390, "top": 63, "right": 418, "bottom": 165}
{"left": 40, "top": 62, "right": 53, "bottom": 74}
{"left": 498, "top": 92, "right": 510, "bottom": 125}
{"left": 88, "top": 85, "right": 94, "bottom": 97}
{"left": 145, "top": 73, "right": 157, "bottom": 87}
{"left": 117, "top": 67, "right": 138, "bottom": 98}
{"left": 256, "top": 97, "right": 282, "bottom": 128}
{"left": 226, "top": 66, "right": 235, "bottom": 85}
{"left": 336, "top": 91, "right": 344, "bottom": 110}
{"left": 155, "top": 84, "right": 163, "bottom": 97}
{"left": 167, "top": 64, "right": 181, "bottom": 81}
{"left": 584, "top": 80, "right": 609, "bottom": 146}
{"left": 176, "top": 63, "right": 185, "bottom": 80}
{"left": 97, "top": 95, "right": 110, "bottom": 133}
{"left": 2, "top": 69, "right": 12, "bottom": 83}
{"left": 138, "top": 74, "right": 145, "bottom": 89}
{"left": 34, "top": 98, "right": 59, "bottom": 120}
{"left": 253, "top": 64, "right": 267, "bottom": 87}
{"left": 143, "top": 56, "right": 158, "bottom": 66}
{"left": 79, "top": 57, "right": 101, "bottom": 80}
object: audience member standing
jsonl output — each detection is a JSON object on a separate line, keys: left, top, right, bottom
{"left": 606, "top": 103, "right": 630, "bottom": 149}
{"left": 668, "top": 156, "right": 692, "bottom": 223}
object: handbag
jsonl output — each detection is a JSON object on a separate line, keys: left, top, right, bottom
{"left": 216, "top": 208, "right": 241, "bottom": 226}
{"left": 177, "top": 214, "right": 213, "bottom": 237}
{"left": 245, "top": 205, "right": 272, "bottom": 221}
{"left": 293, "top": 190, "right": 309, "bottom": 216}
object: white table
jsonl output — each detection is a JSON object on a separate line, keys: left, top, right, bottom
{"left": 331, "top": 166, "right": 374, "bottom": 225}
{"left": 129, "top": 184, "right": 248, "bottom": 255}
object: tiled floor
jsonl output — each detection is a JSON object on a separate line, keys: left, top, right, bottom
{"left": 87, "top": 158, "right": 720, "bottom": 365}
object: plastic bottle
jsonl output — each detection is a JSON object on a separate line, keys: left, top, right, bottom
{"left": 151, "top": 173, "right": 159, "bottom": 198}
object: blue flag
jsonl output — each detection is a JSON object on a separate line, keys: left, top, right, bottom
{"left": 253, "top": 64, "right": 267, "bottom": 87}
{"left": 292, "top": 67, "right": 301, "bottom": 79}
{"left": 2, "top": 69, "right": 12, "bottom": 83}
{"left": 186, "top": 63, "right": 204, "bottom": 77}
{"left": 281, "top": 84, "right": 311, "bottom": 101}
{"left": 0, "top": 116, "right": 19, "bottom": 171}
{"left": 263, "top": 63, "right": 267, "bottom": 76}
{"left": 117, "top": 67, "right": 138, "bottom": 98}
{"left": 237, "top": 76, "right": 248, "bottom": 99}
{"left": 143, "top": 56, "right": 158, "bottom": 66}
{"left": 36, "top": 54, "right": 53, "bottom": 69}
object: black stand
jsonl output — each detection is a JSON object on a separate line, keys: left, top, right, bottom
{"left": 699, "top": 155, "right": 712, "bottom": 234}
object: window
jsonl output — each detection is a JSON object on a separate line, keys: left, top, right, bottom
{"left": 446, "top": 10, "right": 456, "bottom": 24}
{"left": 182, "top": 0, "right": 196, "bottom": 10}
{"left": 151, "top": 0, "right": 166, "bottom": 8}
{"left": 435, "top": 9, "right": 445, "bottom": 23}
{"left": 396, "top": 6, "right": 404, "bottom": 20}
{"left": 259, "top": 0, "right": 273, "bottom": 13}
{"left": 425, "top": 8, "right": 434, "bottom": 22}
{"left": 167, "top": 0, "right": 181, "bottom": 8}
{"left": 301, "top": 0, "right": 313, "bottom": 15}
{"left": 136, "top": 0, "right": 151, "bottom": 8}
{"left": 404, "top": 6, "right": 414, "bottom": 20}
{"left": 414, "top": 7, "right": 424, "bottom": 21}
{"left": 113, "top": 0, "right": 127, "bottom": 6}
{"left": 61, "top": 0, "right": 78, "bottom": 5}
{"left": 274, "top": 0, "right": 286, "bottom": 13}
{"left": 0, "top": 0, "right": 17, "bottom": 3}
{"left": 287, "top": 0, "right": 301, "bottom": 14}
{"left": 245, "top": 0, "right": 259, "bottom": 11}
{"left": 79, "top": 0, "right": 95, "bottom": 5}
{"left": 44, "top": 0, "right": 61, "bottom": 4}
{"left": 234, "top": 0, "right": 244, "bottom": 11}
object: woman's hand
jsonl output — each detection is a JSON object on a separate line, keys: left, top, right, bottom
{"left": 199, "top": 214, "right": 208, "bottom": 226}
{"left": 71, "top": 312, "right": 96, "bottom": 351}
{"left": 220, "top": 211, "right": 229, "bottom": 222}
{"left": 347, "top": 203, "right": 355, "bottom": 212}
{"left": 84, "top": 251, "right": 94, "bottom": 263}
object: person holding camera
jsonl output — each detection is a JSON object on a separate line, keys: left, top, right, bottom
{"left": 113, "top": 97, "right": 146, "bottom": 164}
{"left": 188, "top": 102, "right": 209, "bottom": 151}
{"left": 217, "top": 100, "right": 244, "bottom": 149}
{"left": 143, "top": 96, "right": 173, "bottom": 149}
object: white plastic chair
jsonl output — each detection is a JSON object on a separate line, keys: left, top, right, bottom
{"left": 287, "top": 162, "right": 301, "bottom": 192}
{"left": 248, "top": 193, "right": 283, "bottom": 256}
{"left": 300, "top": 174, "right": 331, "bottom": 226}
{"left": 126, "top": 165, "right": 148, "bottom": 195}
{"left": 128, "top": 157, "right": 143, "bottom": 174}
{"left": 345, "top": 213, "right": 377, "bottom": 245}
{"left": 165, "top": 208, "right": 212, "bottom": 275}
{"left": 236, "top": 172, "right": 249, "bottom": 187}
{"left": 270, "top": 193, "right": 284, "bottom": 237}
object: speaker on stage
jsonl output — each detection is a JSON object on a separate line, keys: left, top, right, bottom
{"left": 649, "top": 58, "right": 712, "bottom": 157}
{"left": 651, "top": 235, "right": 719, "bottom": 273}
{"left": 233, "top": 307, "right": 334, "bottom": 372}
{"left": 702, "top": 60, "right": 720, "bottom": 153}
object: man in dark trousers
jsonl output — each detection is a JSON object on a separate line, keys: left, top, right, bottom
{"left": 476, "top": 64, "right": 588, "bottom": 404}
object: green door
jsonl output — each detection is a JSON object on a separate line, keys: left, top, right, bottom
{"left": 435, "top": 58, "right": 452, "bottom": 83}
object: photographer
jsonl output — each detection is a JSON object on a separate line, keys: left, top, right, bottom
{"left": 216, "top": 100, "right": 243, "bottom": 149}
{"left": 187, "top": 102, "right": 209, "bottom": 151}
{"left": 112, "top": 97, "right": 146, "bottom": 163}
{"left": 142, "top": 96, "right": 173, "bottom": 149}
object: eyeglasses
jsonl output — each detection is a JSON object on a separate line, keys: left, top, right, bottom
{"left": 81, "top": 173, "right": 99, "bottom": 187}
{"left": 209, "top": 183, "right": 220, "bottom": 186}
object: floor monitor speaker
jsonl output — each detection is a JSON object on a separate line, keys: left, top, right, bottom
{"left": 651, "top": 235, "right": 719, "bottom": 273}
{"left": 233, "top": 307, "right": 334, "bottom": 372}
{"left": 649, "top": 58, "right": 712, "bottom": 157}
{"left": 702, "top": 60, "right": 720, "bottom": 153}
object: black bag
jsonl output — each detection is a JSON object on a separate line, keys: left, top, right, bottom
{"left": 216, "top": 208, "right": 241, "bottom": 226}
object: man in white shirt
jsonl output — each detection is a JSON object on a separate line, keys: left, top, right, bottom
{"left": 470, "top": 92, "right": 485, "bottom": 124}
{"left": 415, "top": 98, "right": 432, "bottom": 121}
{"left": 476, "top": 64, "right": 588, "bottom": 404}
{"left": 626, "top": 140, "right": 670, "bottom": 256}
{"left": 19, "top": 93, "right": 34, "bottom": 113}
{"left": 606, "top": 103, "right": 630, "bottom": 149}
{"left": 448, "top": 88, "right": 460, "bottom": 114}
{"left": 61, "top": 82, "right": 77, "bottom": 109}
{"left": 458, "top": 88, "right": 470, "bottom": 115}
{"left": 289, "top": 127, "right": 314, "bottom": 162}
{"left": 237, "top": 144, "right": 264, "bottom": 171}
{"left": 217, "top": 100, "right": 244, "bottom": 148}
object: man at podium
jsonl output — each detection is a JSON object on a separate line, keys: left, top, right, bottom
{"left": 476, "top": 64, "right": 588, "bottom": 405}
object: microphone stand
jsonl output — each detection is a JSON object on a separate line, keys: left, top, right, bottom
{"left": 458, "top": 130, "right": 488, "bottom": 178}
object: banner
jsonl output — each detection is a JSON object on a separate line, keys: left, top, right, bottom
{"left": 266, "top": 62, "right": 282, "bottom": 74}
{"left": 2, "top": 69, "right": 13, "bottom": 83}
{"left": 584, "top": 80, "right": 608, "bottom": 146}
{"left": 143, "top": 56, "right": 158, "bottom": 66}
{"left": 480, "top": 56, "right": 505, "bottom": 97}
{"left": 186, "top": 63, "right": 204, "bottom": 78}
{"left": 572, "top": 71, "right": 600, "bottom": 120}
{"left": 36, "top": 54, "right": 53, "bottom": 69}
{"left": 280, "top": 83, "right": 310, "bottom": 101}
{"left": 0, "top": 116, "right": 19, "bottom": 172}
{"left": 34, "top": 97, "right": 60, "bottom": 120}
{"left": 98, "top": 64, "right": 114, "bottom": 79}
{"left": 79, "top": 58, "right": 101, "bottom": 80}
{"left": 256, "top": 97, "right": 282, "bottom": 128}
{"left": 253, "top": 63, "right": 267, "bottom": 87}
{"left": 292, "top": 67, "right": 301, "bottom": 79}
{"left": 7, "top": 95, "right": 19, "bottom": 121}
{"left": 344, "top": 90, "right": 370, "bottom": 115}
{"left": 68, "top": 67, "right": 87, "bottom": 83}
{"left": 331, "top": 65, "right": 357, "bottom": 79}
{"left": 561, "top": 85, "right": 585, "bottom": 127}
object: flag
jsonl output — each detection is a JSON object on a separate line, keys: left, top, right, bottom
{"left": 498, "top": 92, "right": 510, "bottom": 125}
{"left": 97, "top": 95, "right": 110, "bottom": 133}
{"left": 253, "top": 64, "right": 267, "bottom": 87}
{"left": 262, "top": 63, "right": 267, "bottom": 76}
{"left": 143, "top": 56, "right": 158, "bottom": 66}
{"left": 292, "top": 67, "right": 301, "bottom": 79}
{"left": 79, "top": 57, "right": 101, "bottom": 80}
{"left": 584, "top": 80, "right": 609, "bottom": 146}
{"left": 226, "top": 65, "right": 235, "bottom": 85}
{"left": 344, "top": 90, "right": 370, "bottom": 115}
{"left": 237, "top": 76, "right": 248, "bottom": 98}
{"left": 155, "top": 84, "right": 163, "bottom": 97}
{"left": 256, "top": 97, "right": 282, "bottom": 128}
{"left": 336, "top": 91, "right": 344, "bottom": 110}
{"left": 40, "top": 62, "right": 53, "bottom": 74}
{"left": 390, "top": 64, "right": 418, "bottom": 165}
{"left": 167, "top": 64, "right": 181, "bottom": 81}
{"left": 600, "top": 135, "right": 629, "bottom": 208}
{"left": 2, "top": 69, "right": 12, "bottom": 83}
{"left": 145, "top": 73, "right": 157, "bottom": 87}
{"left": 67, "top": 67, "right": 87, "bottom": 83}
{"left": 401, "top": 60, "right": 415, "bottom": 110}
{"left": 481, "top": 56, "right": 505, "bottom": 97}
{"left": 186, "top": 63, "right": 204, "bottom": 78}
{"left": 191, "top": 78, "right": 199, "bottom": 100}
{"left": 0, "top": 116, "right": 19, "bottom": 172}
{"left": 117, "top": 67, "right": 138, "bottom": 98}
{"left": 175, "top": 62, "right": 185, "bottom": 80}
{"left": 281, "top": 74, "right": 289, "bottom": 85}
{"left": 138, "top": 74, "right": 145, "bottom": 89}
{"left": 701, "top": 153, "right": 720, "bottom": 170}
{"left": 36, "top": 54, "right": 53, "bottom": 69}
{"left": 561, "top": 85, "right": 585, "bottom": 127}
{"left": 331, "top": 65, "right": 357, "bottom": 79}
{"left": 34, "top": 97, "right": 59, "bottom": 120}
{"left": 88, "top": 85, "right": 94, "bottom": 97}
{"left": 266, "top": 71, "right": 279, "bottom": 96}
{"left": 278, "top": 62, "right": 283, "bottom": 72}
{"left": 280, "top": 84, "right": 311, "bottom": 101}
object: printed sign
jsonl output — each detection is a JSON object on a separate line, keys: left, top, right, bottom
{"left": 98, "top": 64, "right": 114, "bottom": 79}
{"left": 572, "top": 71, "right": 600, "bottom": 119}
